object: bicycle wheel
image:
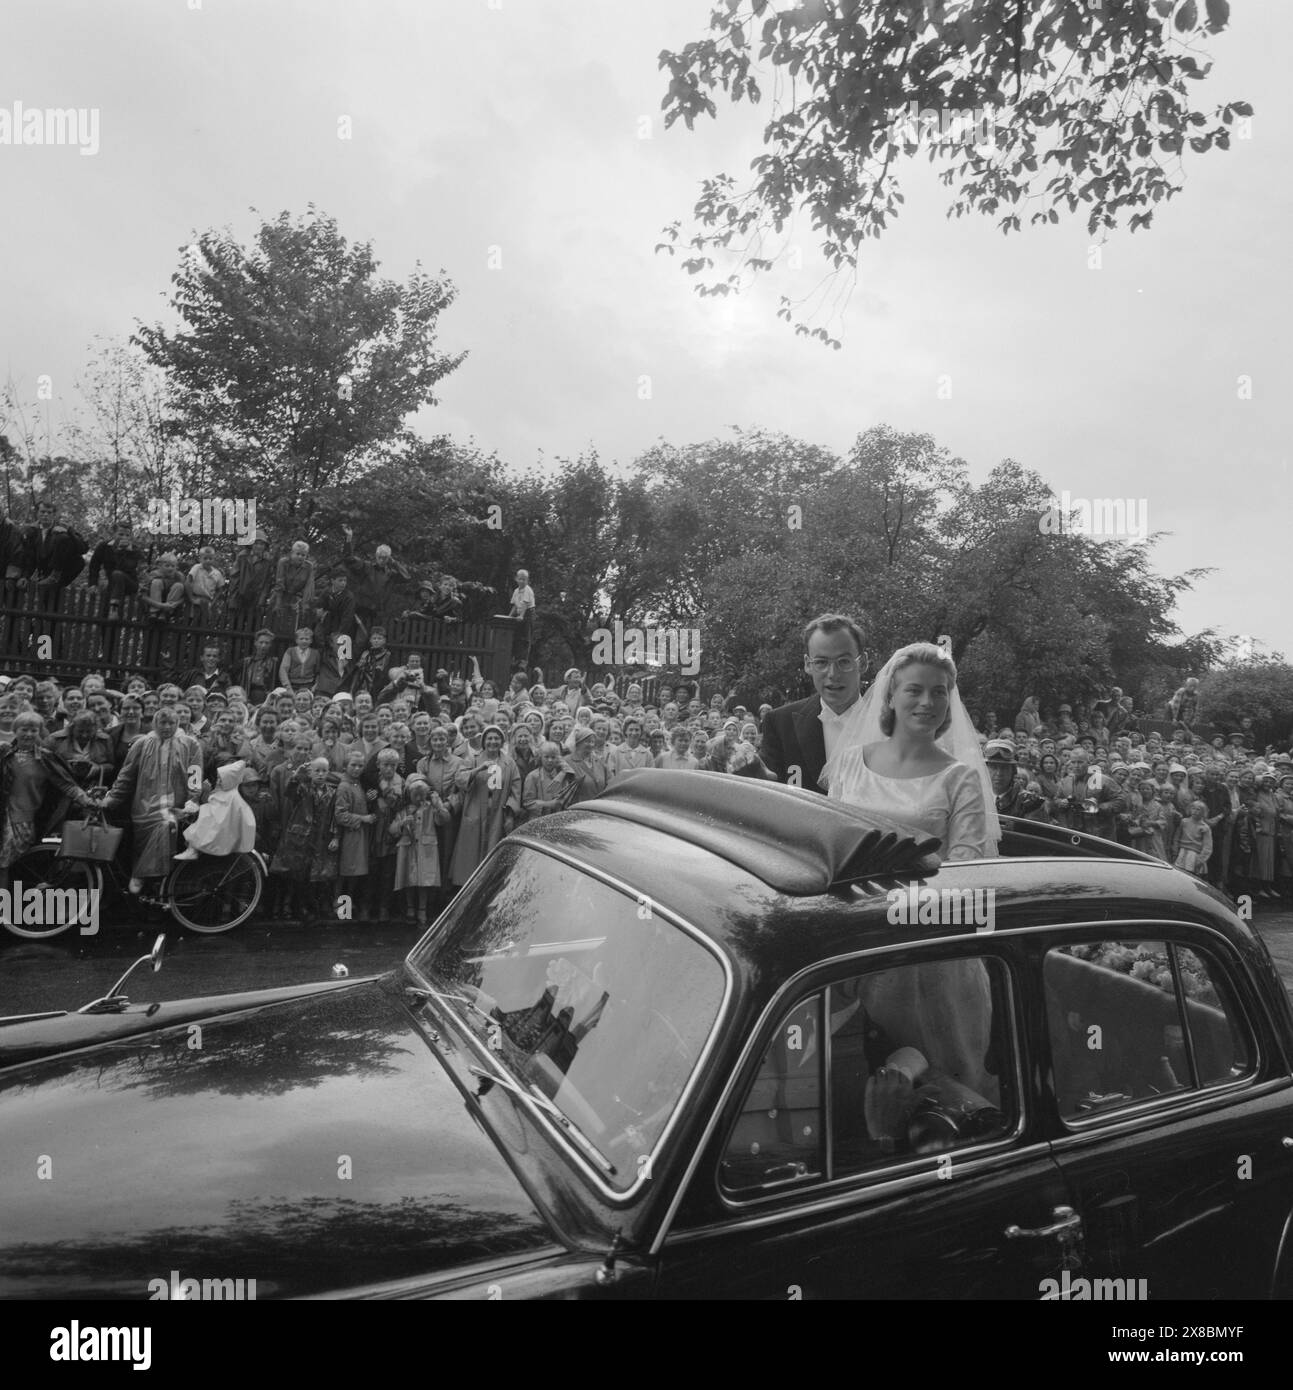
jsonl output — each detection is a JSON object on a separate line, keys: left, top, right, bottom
{"left": 2, "top": 842, "right": 104, "bottom": 940}
{"left": 166, "top": 852, "right": 264, "bottom": 934}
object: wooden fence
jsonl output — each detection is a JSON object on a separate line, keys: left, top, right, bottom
{"left": 0, "top": 586, "right": 516, "bottom": 689}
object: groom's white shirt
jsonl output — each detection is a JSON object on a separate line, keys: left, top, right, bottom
{"left": 818, "top": 694, "right": 868, "bottom": 765}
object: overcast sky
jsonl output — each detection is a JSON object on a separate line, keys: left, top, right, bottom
{"left": 2, "top": 0, "right": 1288, "bottom": 657}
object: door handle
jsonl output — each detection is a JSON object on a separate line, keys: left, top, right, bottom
{"left": 1005, "top": 1205, "right": 1082, "bottom": 1240}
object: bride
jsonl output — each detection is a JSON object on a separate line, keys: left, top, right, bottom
{"left": 821, "top": 641, "right": 999, "bottom": 860}
{"left": 822, "top": 641, "right": 999, "bottom": 1098}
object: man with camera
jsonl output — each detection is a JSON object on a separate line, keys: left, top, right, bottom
{"left": 375, "top": 651, "right": 441, "bottom": 717}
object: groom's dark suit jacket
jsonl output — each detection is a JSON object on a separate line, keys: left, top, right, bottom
{"left": 759, "top": 695, "right": 827, "bottom": 793}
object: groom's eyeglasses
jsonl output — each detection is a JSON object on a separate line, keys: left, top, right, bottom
{"left": 805, "top": 656, "right": 859, "bottom": 675}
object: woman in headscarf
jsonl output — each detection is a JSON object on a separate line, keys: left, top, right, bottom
{"left": 102, "top": 704, "right": 205, "bottom": 894}
{"left": 450, "top": 724, "right": 520, "bottom": 886}
{"left": 564, "top": 724, "right": 610, "bottom": 804}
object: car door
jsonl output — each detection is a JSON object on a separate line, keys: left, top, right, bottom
{"left": 654, "top": 943, "right": 1078, "bottom": 1299}
{"left": 1037, "top": 923, "right": 1293, "bottom": 1299}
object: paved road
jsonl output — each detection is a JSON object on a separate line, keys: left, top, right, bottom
{"left": 3, "top": 905, "right": 1292, "bottom": 1019}
{"left": 0, "top": 917, "right": 426, "bottom": 1017}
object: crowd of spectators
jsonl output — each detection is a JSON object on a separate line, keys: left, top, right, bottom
{"left": 978, "top": 689, "right": 1293, "bottom": 901}
{"left": 0, "top": 658, "right": 774, "bottom": 929}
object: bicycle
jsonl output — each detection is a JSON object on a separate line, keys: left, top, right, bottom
{"left": 2, "top": 811, "right": 266, "bottom": 941}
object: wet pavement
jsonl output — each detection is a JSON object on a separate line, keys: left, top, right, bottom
{"left": 0, "top": 914, "right": 426, "bottom": 1017}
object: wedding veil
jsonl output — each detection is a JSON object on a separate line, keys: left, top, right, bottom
{"left": 820, "top": 645, "right": 1002, "bottom": 850}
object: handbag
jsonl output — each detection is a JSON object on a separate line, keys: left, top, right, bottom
{"left": 59, "top": 807, "right": 123, "bottom": 862}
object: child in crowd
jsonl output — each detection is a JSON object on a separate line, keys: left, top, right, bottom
{"left": 333, "top": 748, "right": 375, "bottom": 917}
{"left": 391, "top": 773, "right": 442, "bottom": 926}
{"left": 366, "top": 747, "right": 404, "bottom": 923}
{"left": 272, "top": 756, "right": 339, "bottom": 924}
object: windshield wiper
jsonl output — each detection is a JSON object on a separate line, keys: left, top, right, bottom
{"left": 468, "top": 1065, "right": 616, "bottom": 1176}
{"left": 405, "top": 984, "right": 497, "bottom": 1030}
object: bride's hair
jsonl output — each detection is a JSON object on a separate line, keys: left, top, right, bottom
{"left": 878, "top": 642, "right": 958, "bottom": 738}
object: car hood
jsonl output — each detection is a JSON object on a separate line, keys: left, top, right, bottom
{"left": 0, "top": 976, "right": 560, "bottom": 1298}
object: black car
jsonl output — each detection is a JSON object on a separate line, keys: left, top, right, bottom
{"left": 1, "top": 770, "right": 1290, "bottom": 1300}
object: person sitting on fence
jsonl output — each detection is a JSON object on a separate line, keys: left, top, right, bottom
{"left": 88, "top": 520, "right": 144, "bottom": 618}
{"left": 398, "top": 578, "right": 440, "bottom": 623}
{"left": 341, "top": 525, "right": 409, "bottom": 632}
{"left": 315, "top": 568, "right": 358, "bottom": 650}
{"left": 228, "top": 530, "right": 274, "bottom": 626}
{"left": 279, "top": 627, "right": 320, "bottom": 692}
{"left": 238, "top": 628, "right": 278, "bottom": 707}
{"left": 21, "top": 498, "right": 87, "bottom": 617}
{"left": 141, "top": 553, "right": 186, "bottom": 623}
{"left": 349, "top": 624, "right": 393, "bottom": 698}
{"left": 185, "top": 545, "right": 226, "bottom": 625}
{"left": 268, "top": 539, "right": 316, "bottom": 641}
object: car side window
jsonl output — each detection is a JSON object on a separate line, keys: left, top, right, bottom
{"left": 1044, "top": 939, "right": 1255, "bottom": 1121}
{"left": 719, "top": 996, "right": 824, "bottom": 1194}
{"left": 719, "top": 956, "right": 1015, "bottom": 1198}
{"left": 829, "top": 957, "right": 1013, "bottom": 1177}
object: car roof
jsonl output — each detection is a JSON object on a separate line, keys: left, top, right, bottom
{"left": 516, "top": 771, "right": 1245, "bottom": 990}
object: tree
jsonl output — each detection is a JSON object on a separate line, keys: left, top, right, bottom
{"left": 689, "top": 423, "right": 1211, "bottom": 710}
{"left": 657, "top": 0, "right": 1247, "bottom": 345}
{"left": 135, "top": 207, "right": 464, "bottom": 533}
{"left": 1198, "top": 660, "right": 1293, "bottom": 747}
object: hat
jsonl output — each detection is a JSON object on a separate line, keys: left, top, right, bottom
{"left": 983, "top": 738, "right": 1017, "bottom": 764}
{"left": 1058, "top": 704, "right": 1072, "bottom": 712}
{"left": 564, "top": 668, "right": 582, "bottom": 683}
{"left": 1229, "top": 731, "right": 1246, "bottom": 740}
{"left": 238, "top": 528, "right": 269, "bottom": 547}
{"left": 418, "top": 579, "right": 436, "bottom": 593}
{"left": 1168, "top": 763, "right": 1187, "bottom": 775}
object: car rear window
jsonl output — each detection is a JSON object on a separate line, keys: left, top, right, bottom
{"left": 1044, "top": 939, "right": 1255, "bottom": 1121}
{"left": 408, "top": 843, "right": 727, "bottom": 1193}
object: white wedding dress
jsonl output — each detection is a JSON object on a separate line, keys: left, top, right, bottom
{"left": 826, "top": 742, "right": 998, "bottom": 1099}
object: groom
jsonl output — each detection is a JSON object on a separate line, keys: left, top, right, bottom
{"left": 760, "top": 613, "right": 868, "bottom": 793}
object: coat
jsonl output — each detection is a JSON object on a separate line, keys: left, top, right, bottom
{"left": 392, "top": 800, "right": 441, "bottom": 889}
{"left": 450, "top": 752, "right": 520, "bottom": 885}
{"left": 103, "top": 730, "right": 205, "bottom": 877}
{"left": 332, "top": 777, "right": 373, "bottom": 877}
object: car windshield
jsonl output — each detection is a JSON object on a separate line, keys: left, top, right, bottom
{"left": 407, "top": 843, "right": 727, "bottom": 1192}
